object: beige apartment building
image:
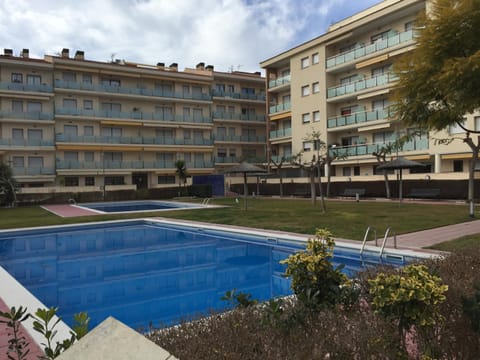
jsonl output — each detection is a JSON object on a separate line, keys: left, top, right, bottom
{"left": 261, "top": 0, "right": 478, "bottom": 183}
{"left": 0, "top": 49, "right": 266, "bottom": 194}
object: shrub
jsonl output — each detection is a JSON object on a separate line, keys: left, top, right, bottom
{"left": 281, "top": 228, "right": 353, "bottom": 309}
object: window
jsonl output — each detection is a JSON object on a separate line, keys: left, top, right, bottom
{"left": 227, "top": 84, "right": 235, "bottom": 93}
{"left": 405, "top": 21, "right": 414, "bottom": 32}
{"left": 63, "top": 98, "right": 77, "bottom": 109}
{"left": 229, "top": 148, "right": 236, "bottom": 158}
{"left": 371, "top": 29, "right": 391, "bottom": 43}
{"left": 85, "top": 176, "right": 95, "bottom": 186}
{"left": 313, "top": 111, "right": 320, "bottom": 122}
{"left": 228, "top": 105, "right": 235, "bottom": 114}
{"left": 371, "top": 65, "right": 391, "bottom": 77}
{"left": 101, "top": 102, "right": 121, "bottom": 112}
{"left": 302, "top": 113, "right": 311, "bottom": 123}
{"left": 158, "top": 175, "right": 176, "bottom": 184}
{"left": 194, "top": 130, "right": 204, "bottom": 140}
{"left": 104, "top": 152, "right": 122, "bottom": 162}
{"left": 182, "top": 107, "right": 191, "bottom": 120}
{"left": 105, "top": 176, "right": 124, "bottom": 185}
{"left": 301, "top": 57, "right": 309, "bottom": 69}
{"left": 312, "top": 82, "right": 320, "bottom": 94}
{"left": 64, "top": 177, "right": 79, "bottom": 187}
{"left": 102, "top": 127, "right": 122, "bottom": 137}
{"left": 11, "top": 73, "right": 23, "bottom": 83}
{"left": 182, "top": 85, "right": 190, "bottom": 95}
{"left": 27, "top": 102, "right": 42, "bottom": 112}
{"left": 217, "top": 148, "right": 227, "bottom": 157}
{"left": 215, "top": 84, "right": 225, "bottom": 92}
{"left": 183, "top": 129, "right": 191, "bottom": 140}
{"left": 12, "top": 156, "right": 24, "bottom": 167}
{"left": 64, "top": 151, "right": 78, "bottom": 161}
{"left": 342, "top": 167, "right": 351, "bottom": 176}
{"left": 372, "top": 98, "right": 388, "bottom": 109}
{"left": 12, "top": 129, "right": 23, "bottom": 143}
{"left": 26, "top": 75, "right": 41, "bottom": 85}
{"left": 301, "top": 85, "right": 310, "bottom": 97}
{"left": 101, "top": 79, "right": 120, "bottom": 87}
{"left": 217, "top": 127, "right": 226, "bottom": 138}
{"left": 156, "top": 152, "right": 174, "bottom": 162}
{"left": 303, "top": 141, "right": 312, "bottom": 151}
{"left": 241, "top": 87, "right": 255, "bottom": 95}
{"left": 64, "top": 125, "right": 78, "bottom": 137}
{"left": 193, "top": 108, "right": 203, "bottom": 121}
{"left": 156, "top": 128, "right": 174, "bottom": 138}
{"left": 312, "top": 53, "right": 319, "bottom": 64}
{"left": 84, "top": 151, "right": 94, "bottom": 162}
{"left": 84, "top": 126, "right": 94, "bottom": 136}
{"left": 228, "top": 127, "right": 235, "bottom": 136}
{"left": 192, "top": 86, "right": 202, "bottom": 97}
{"left": 62, "top": 72, "right": 76, "bottom": 82}
{"left": 340, "top": 74, "right": 358, "bottom": 85}
{"left": 82, "top": 74, "right": 92, "bottom": 84}
{"left": 453, "top": 160, "right": 463, "bottom": 172}
{"left": 183, "top": 153, "right": 192, "bottom": 162}
{"left": 155, "top": 105, "right": 173, "bottom": 119}
{"left": 353, "top": 166, "right": 360, "bottom": 176}
{"left": 28, "top": 156, "right": 43, "bottom": 168}
{"left": 27, "top": 129, "right": 42, "bottom": 141}
{"left": 216, "top": 105, "right": 226, "bottom": 113}
{"left": 449, "top": 121, "right": 465, "bottom": 134}
{"left": 12, "top": 100, "right": 23, "bottom": 112}
{"left": 373, "top": 131, "right": 394, "bottom": 144}
{"left": 83, "top": 100, "right": 93, "bottom": 110}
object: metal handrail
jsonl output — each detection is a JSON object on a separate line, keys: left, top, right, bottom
{"left": 379, "top": 227, "right": 396, "bottom": 258}
{"left": 360, "top": 226, "right": 376, "bottom": 256}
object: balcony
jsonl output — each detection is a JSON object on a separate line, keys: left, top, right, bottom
{"left": 12, "top": 167, "right": 55, "bottom": 176}
{"left": 268, "top": 74, "right": 291, "bottom": 88}
{"left": 327, "top": 73, "right": 398, "bottom": 99}
{"left": 0, "top": 81, "right": 53, "bottom": 94}
{"left": 269, "top": 102, "right": 291, "bottom": 114}
{"left": 55, "top": 108, "right": 212, "bottom": 124}
{"left": 56, "top": 160, "right": 213, "bottom": 170}
{"left": 0, "top": 111, "right": 54, "bottom": 121}
{"left": 270, "top": 127, "right": 292, "bottom": 139}
{"left": 0, "top": 138, "right": 54, "bottom": 147}
{"left": 54, "top": 80, "right": 212, "bottom": 101}
{"left": 326, "top": 29, "right": 414, "bottom": 69}
{"left": 328, "top": 138, "right": 429, "bottom": 157}
{"left": 56, "top": 134, "right": 214, "bottom": 146}
{"left": 213, "top": 135, "right": 266, "bottom": 143}
{"left": 270, "top": 155, "right": 293, "bottom": 163}
{"left": 327, "top": 109, "right": 391, "bottom": 129}
{"left": 212, "top": 111, "right": 265, "bottom": 122}
{"left": 212, "top": 90, "right": 265, "bottom": 101}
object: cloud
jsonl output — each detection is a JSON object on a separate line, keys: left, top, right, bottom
{"left": 0, "top": 0, "right": 380, "bottom": 72}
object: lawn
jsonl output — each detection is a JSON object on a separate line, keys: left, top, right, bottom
{"left": 0, "top": 198, "right": 474, "bottom": 241}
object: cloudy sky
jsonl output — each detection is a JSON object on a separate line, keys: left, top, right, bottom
{"left": 0, "top": 0, "right": 380, "bottom": 72}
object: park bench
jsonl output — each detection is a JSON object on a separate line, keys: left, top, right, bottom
{"left": 407, "top": 188, "right": 441, "bottom": 199}
{"left": 342, "top": 188, "right": 366, "bottom": 197}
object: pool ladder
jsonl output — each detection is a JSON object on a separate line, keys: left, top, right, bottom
{"left": 360, "top": 226, "right": 397, "bottom": 259}
{"left": 201, "top": 198, "right": 211, "bottom": 205}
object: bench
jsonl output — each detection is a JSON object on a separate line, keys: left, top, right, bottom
{"left": 408, "top": 188, "right": 441, "bottom": 198}
{"left": 342, "top": 188, "right": 366, "bottom": 197}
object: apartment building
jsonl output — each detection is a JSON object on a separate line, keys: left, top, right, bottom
{"left": 261, "top": 0, "right": 478, "bottom": 182}
{"left": 0, "top": 49, "right": 266, "bottom": 193}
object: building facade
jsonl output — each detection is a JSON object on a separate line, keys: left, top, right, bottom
{"left": 0, "top": 49, "right": 266, "bottom": 194}
{"left": 261, "top": 0, "right": 478, "bottom": 183}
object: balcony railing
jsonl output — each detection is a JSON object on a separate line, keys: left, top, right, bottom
{"left": 270, "top": 127, "right": 292, "bottom": 139}
{"left": 55, "top": 108, "right": 212, "bottom": 124}
{"left": 56, "top": 160, "right": 213, "bottom": 170}
{"left": 212, "top": 111, "right": 265, "bottom": 122}
{"left": 328, "top": 138, "right": 429, "bottom": 157}
{"left": 12, "top": 167, "right": 55, "bottom": 176}
{"left": 270, "top": 155, "right": 293, "bottom": 163}
{"left": 213, "top": 135, "right": 266, "bottom": 143}
{"left": 327, "top": 109, "right": 391, "bottom": 128}
{"left": 327, "top": 73, "right": 398, "bottom": 99}
{"left": 56, "top": 134, "right": 213, "bottom": 146}
{"left": 0, "top": 81, "right": 53, "bottom": 93}
{"left": 268, "top": 74, "right": 291, "bottom": 88}
{"left": 214, "top": 156, "right": 242, "bottom": 164}
{"left": 269, "top": 102, "right": 291, "bottom": 114}
{"left": 0, "top": 111, "right": 54, "bottom": 121}
{"left": 212, "top": 90, "right": 265, "bottom": 101}
{"left": 54, "top": 80, "right": 212, "bottom": 101}
{"left": 326, "top": 29, "right": 414, "bottom": 69}
{"left": 0, "top": 139, "right": 54, "bottom": 147}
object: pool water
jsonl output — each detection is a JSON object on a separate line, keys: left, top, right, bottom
{"left": 77, "top": 200, "right": 202, "bottom": 213}
{"left": 0, "top": 220, "right": 412, "bottom": 330}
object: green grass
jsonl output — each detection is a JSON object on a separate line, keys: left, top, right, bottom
{"left": 429, "top": 233, "right": 480, "bottom": 252}
{"left": 0, "top": 198, "right": 475, "bottom": 241}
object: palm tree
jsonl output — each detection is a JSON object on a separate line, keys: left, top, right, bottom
{"left": 0, "top": 162, "right": 18, "bottom": 207}
{"left": 174, "top": 159, "right": 188, "bottom": 193}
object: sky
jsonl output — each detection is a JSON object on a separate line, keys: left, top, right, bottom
{"left": 0, "top": 0, "right": 381, "bottom": 73}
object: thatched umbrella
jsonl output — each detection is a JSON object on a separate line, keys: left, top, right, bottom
{"left": 224, "top": 162, "right": 267, "bottom": 210}
{"left": 376, "top": 157, "right": 426, "bottom": 203}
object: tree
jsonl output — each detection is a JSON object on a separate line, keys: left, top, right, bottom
{"left": 0, "top": 162, "right": 18, "bottom": 207}
{"left": 174, "top": 159, "right": 188, "bottom": 189}
{"left": 392, "top": 0, "right": 480, "bottom": 213}
{"left": 269, "top": 155, "right": 290, "bottom": 198}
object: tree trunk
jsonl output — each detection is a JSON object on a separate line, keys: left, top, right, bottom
{"left": 326, "top": 162, "right": 332, "bottom": 198}
{"left": 310, "top": 171, "right": 316, "bottom": 205}
{"left": 317, "top": 164, "right": 326, "bottom": 213}
{"left": 383, "top": 171, "right": 391, "bottom": 199}
{"left": 279, "top": 175, "right": 284, "bottom": 198}
{"left": 464, "top": 135, "right": 480, "bottom": 217}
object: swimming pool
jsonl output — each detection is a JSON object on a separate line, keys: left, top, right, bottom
{"left": 0, "top": 220, "right": 428, "bottom": 330}
{"left": 75, "top": 200, "right": 207, "bottom": 214}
